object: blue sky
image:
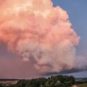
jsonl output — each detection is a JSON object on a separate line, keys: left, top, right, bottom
{"left": 53, "top": 0, "right": 87, "bottom": 55}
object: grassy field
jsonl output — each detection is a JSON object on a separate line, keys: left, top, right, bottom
{"left": 78, "top": 83, "right": 87, "bottom": 87}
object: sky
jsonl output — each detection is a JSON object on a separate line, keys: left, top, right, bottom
{"left": 52, "top": 0, "right": 87, "bottom": 78}
{"left": 0, "top": 0, "right": 87, "bottom": 79}
{"left": 53, "top": 0, "right": 87, "bottom": 55}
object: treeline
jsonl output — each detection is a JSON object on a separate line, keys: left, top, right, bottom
{"left": 0, "top": 75, "right": 75, "bottom": 87}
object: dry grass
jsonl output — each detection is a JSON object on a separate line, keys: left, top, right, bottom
{"left": 78, "top": 83, "right": 87, "bottom": 87}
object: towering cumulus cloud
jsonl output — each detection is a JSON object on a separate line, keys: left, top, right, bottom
{"left": 0, "top": 0, "right": 79, "bottom": 73}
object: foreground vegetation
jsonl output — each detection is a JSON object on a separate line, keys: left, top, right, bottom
{"left": 0, "top": 75, "right": 87, "bottom": 87}
{"left": 0, "top": 75, "right": 75, "bottom": 87}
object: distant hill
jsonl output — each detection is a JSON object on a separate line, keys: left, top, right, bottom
{"left": 42, "top": 69, "right": 87, "bottom": 78}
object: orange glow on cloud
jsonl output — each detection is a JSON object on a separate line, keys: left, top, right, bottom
{"left": 0, "top": 0, "right": 79, "bottom": 74}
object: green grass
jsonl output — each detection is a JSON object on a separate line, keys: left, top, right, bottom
{"left": 78, "top": 83, "right": 87, "bottom": 87}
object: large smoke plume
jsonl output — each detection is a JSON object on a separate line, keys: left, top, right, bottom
{"left": 0, "top": 0, "right": 79, "bottom": 74}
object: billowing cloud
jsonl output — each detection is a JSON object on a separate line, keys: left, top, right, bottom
{"left": 0, "top": 0, "right": 79, "bottom": 75}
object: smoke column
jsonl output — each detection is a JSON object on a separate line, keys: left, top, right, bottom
{"left": 0, "top": 0, "right": 79, "bottom": 74}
